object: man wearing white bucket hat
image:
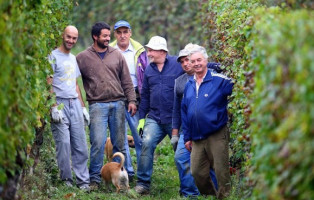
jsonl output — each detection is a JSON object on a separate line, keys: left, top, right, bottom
{"left": 135, "top": 36, "right": 183, "bottom": 194}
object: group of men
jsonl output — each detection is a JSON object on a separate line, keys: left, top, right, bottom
{"left": 48, "top": 20, "right": 233, "bottom": 199}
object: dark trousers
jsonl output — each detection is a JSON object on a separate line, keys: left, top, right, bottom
{"left": 190, "top": 125, "right": 231, "bottom": 199}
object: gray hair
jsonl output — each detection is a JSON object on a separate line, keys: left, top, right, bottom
{"left": 188, "top": 44, "right": 208, "bottom": 60}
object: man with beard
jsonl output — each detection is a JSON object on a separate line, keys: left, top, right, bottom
{"left": 76, "top": 22, "right": 137, "bottom": 190}
{"left": 48, "top": 25, "right": 90, "bottom": 191}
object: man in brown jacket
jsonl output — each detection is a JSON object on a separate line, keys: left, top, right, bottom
{"left": 76, "top": 22, "right": 137, "bottom": 189}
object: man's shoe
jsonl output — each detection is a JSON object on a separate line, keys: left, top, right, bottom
{"left": 64, "top": 180, "right": 73, "bottom": 187}
{"left": 89, "top": 181, "right": 99, "bottom": 191}
{"left": 128, "top": 175, "right": 134, "bottom": 183}
{"left": 79, "top": 184, "right": 90, "bottom": 193}
{"left": 134, "top": 185, "right": 149, "bottom": 195}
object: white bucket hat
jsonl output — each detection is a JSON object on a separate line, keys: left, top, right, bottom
{"left": 145, "top": 36, "right": 168, "bottom": 52}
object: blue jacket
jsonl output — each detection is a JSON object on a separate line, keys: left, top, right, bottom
{"left": 139, "top": 55, "right": 183, "bottom": 124}
{"left": 172, "top": 63, "right": 222, "bottom": 130}
{"left": 181, "top": 69, "right": 234, "bottom": 143}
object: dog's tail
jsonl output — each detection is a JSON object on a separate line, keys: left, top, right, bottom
{"left": 112, "top": 152, "right": 125, "bottom": 169}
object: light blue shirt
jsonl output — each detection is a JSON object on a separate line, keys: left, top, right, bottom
{"left": 115, "top": 43, "right": 137, "bottom": 87}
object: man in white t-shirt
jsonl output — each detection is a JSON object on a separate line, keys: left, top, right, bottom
{"left": 48, "top": 25, "right": 90, "bottom": 191}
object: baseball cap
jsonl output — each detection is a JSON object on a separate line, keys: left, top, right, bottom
{"left": 145, "top": 36, "right": 168, "bottom": 52}
{"left": 177, "top": 49, "right": 189, "bottom": 62}
{"left": 114, "top": 20, "right": 131, "bottom": 30}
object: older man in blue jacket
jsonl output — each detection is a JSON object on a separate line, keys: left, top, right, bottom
{"left": 181, "top": 45, "right": 233, "bottom": 199}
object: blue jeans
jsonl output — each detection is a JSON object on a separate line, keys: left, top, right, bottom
{"left": 124, "top": 107, "right": 142, "bottom": 175}
{"left": 175, "top": 134, "right": 218, "bottom": 197}
{"left": 175, "top": 134, "right": 199, "bottom": 196}
{"left": 136, "top": 118, "right": 172, "bottom": 189}
{"left": 88, "top": 101, "right": 126, "bottom": 183}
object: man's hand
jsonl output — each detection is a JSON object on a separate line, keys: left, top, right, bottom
{"left": 137, "top": 119, "right": 145, "bottom": 138}
{"left": 82, "top": 107, "right": 90, "bottom": 126}
{"left": 51, "top": 106, "right": 63, "bottom": 123}
{"left": 185, "top": 140, "right": 192, "bottom": 152}
{"left": 46, "top": 75, "right": 53, "bottom": 85}
{"left": 170, "top": 134, "right": 179, "bottom": 152}
{"left": 128, "top": 102, "right": 137, "bottom": 116}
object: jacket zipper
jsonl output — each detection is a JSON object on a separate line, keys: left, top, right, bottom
{"left": 194, "top": 83, "right": 200, "bottom": 139}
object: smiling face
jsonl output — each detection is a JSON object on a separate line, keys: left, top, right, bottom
{"left": 179, "top": 56, "right": 194, "bottom": 75}
{"left": 62, "top": 26, "right": 78, "bottom": 52}
{"left": 146, "top": 48, "right": 166, "bottom": 64}
{"left": 114, "top": 27, "right": 132, "bottom": 50}
{"left": 94, "top": 29, "right": 111, "bottom": 50}
{"left": 190, "top": 52, "right": 208, "bottom": 76}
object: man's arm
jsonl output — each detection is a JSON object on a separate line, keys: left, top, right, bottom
{"left": 119, "top": 53, "right": 137, "bottom": 115}
{"left": 171, "top": 80, "right": 180, "bottom": 151}
{"left": 137, "top": 51, "right": 149, "bottom": 96}
{"left": 220, "top": 75, "right": 234, "bottom": 96}
{"left": 172, "top": 80, "right": 182, "bottom": 132}
{"left": 208, "top": 62, "right": 222, "bottom": 73}
{"left": 138, "top": 72, "right": 150, "bottom": 119}
{"left": 47, "top": 54, "right": 57, "bottom": 107}
{"left": 76, "top": 79, "right": 90, "bottom": 125}
{"left": 182, "top": 97, "right": 192, "bottom": 152}
{"left": 181, "top": 86, "right": 192, "bottom": 148}
{"left": 46, "top": 62, "right": 62, "bottom": 123}
{"left": 76, "top": 80, "right": 85, "bottom": 107}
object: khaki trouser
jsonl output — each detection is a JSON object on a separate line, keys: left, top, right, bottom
{"left": 190, "top": 125, "right": 231, "bottom": 199}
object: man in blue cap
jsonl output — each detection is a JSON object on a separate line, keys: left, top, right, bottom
{"left": 110, "top": 20, "right": 149, "bottom": 181}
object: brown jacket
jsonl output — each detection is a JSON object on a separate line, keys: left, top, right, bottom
{"left": 76, "top": 45, "right": 136, "bottom": 104}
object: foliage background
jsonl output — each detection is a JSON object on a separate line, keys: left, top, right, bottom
{"left": 0, "top": 0, "right": 72, "bottom": 198}
{"left": 200, "top": 0, "right": 260, "bottom": 176}
{"left": 248, "top": 7, "right": 314, "bottom": 199}
{"left": 72, "top": 0, "right": 203, "bottom": 55}
{"left": 201, "top": 0, "right": 314, "bottom": 199}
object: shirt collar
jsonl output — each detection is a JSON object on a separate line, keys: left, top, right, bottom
{"left": 115, "top": 42, "right": 134, "bottom": 52}
{"left": 194, "top": 69, "right": 208, "bottom": 82}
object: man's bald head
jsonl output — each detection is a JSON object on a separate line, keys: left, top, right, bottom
{"left": 61, "top": 25, "right": 78, "bottom": 53}
{"left": 63, "top": 25, "right": 78, "bottom": 36}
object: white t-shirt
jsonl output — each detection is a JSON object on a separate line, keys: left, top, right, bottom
{"left": 49, "top": 49, "right": 81, "bottom": 98}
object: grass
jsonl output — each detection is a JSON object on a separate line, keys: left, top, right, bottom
{"left": 17, "top": 131, "right": 183, "bottom": 200}
{"left": 18, "top": 129, "right": 249, "bottom": 200}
